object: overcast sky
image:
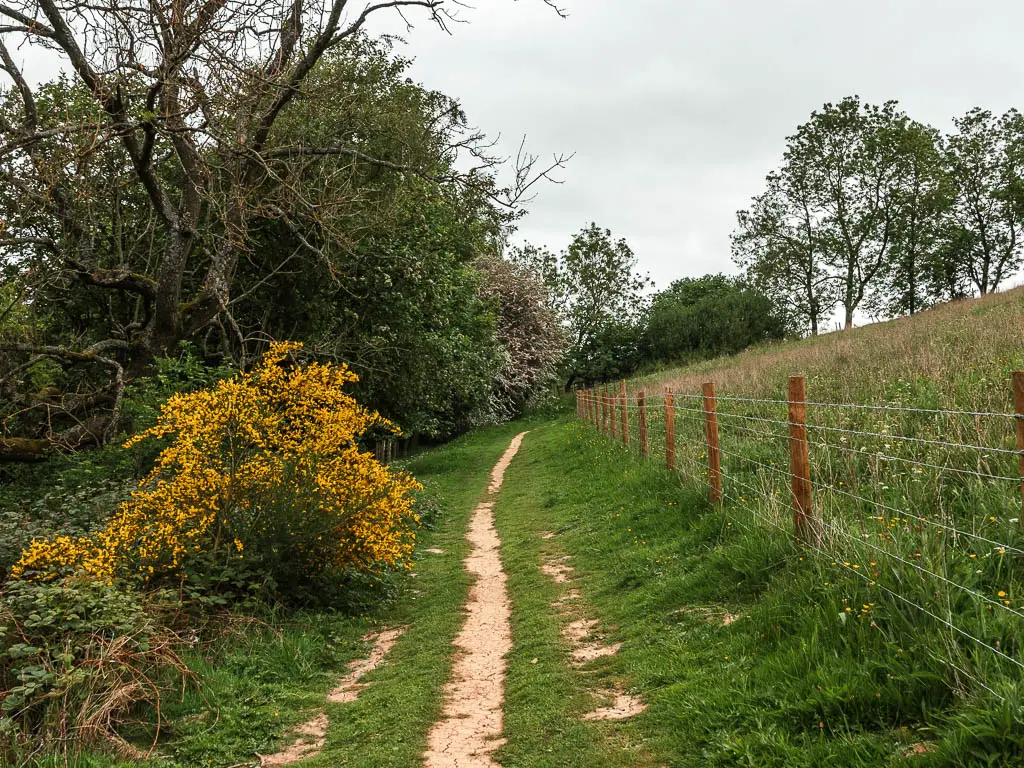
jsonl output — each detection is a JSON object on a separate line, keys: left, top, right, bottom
{"left": 366, "top": 0, "right": 1024, "bottom": 290}
{"left": 9, "top": 0, "right": 1024, "bottom": 292}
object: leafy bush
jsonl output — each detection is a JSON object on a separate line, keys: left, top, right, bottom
{"left": 0, "top": 580, "right": 187, "bottom": 760}
{"left": 641, "top": 274, "right": 785, "bottom": 367}
{"left": 0, "top": 345, "right": 235, "bottom": 580}
{"left": 12, "top": 342, "right": 422, "bottom": 602}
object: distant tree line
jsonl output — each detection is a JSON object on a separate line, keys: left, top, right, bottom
{"left": 733, "top": 96, "right": 1024, "bottom": 334}
{"left": 512, "top": 225, "right": 785, "bottom": 385}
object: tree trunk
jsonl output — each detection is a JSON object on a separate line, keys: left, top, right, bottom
{"left": 0, "top": 438, "right": 50, "bottom": 462}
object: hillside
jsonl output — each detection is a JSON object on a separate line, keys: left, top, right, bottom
{"left": 634, "top": 285, "right": 1024, "bottom": 413}
{"left": 566, "top": 285, "right": 1024, "bottom": 762}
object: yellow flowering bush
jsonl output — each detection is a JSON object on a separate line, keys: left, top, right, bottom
{"left": 12, "top": 342, "right": 421, "bottom": 592}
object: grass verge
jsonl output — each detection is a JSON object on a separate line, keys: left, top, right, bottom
{"left": 492, "top": 415, "right": 1024, "bottom": 767}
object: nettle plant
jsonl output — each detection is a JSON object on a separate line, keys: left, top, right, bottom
{"left": 13, "top": 342, "right": 422, "bottom": 598}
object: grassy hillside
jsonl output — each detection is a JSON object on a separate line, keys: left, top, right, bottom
{"left": 634, "top": 285, "right": 1024, "bottom": 412}
{"left": 568, "top": 287, "right": 1024, "bottom": 762}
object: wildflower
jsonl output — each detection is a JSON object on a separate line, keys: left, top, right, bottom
{"left": 13, "top": 342, "right": 421, "bottom": 585}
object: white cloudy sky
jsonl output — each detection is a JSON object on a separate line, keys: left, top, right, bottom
{"left": 367, "top": 0, "right": 1024, "bottom": 290}
{"left": 9, "top": 0, "right": 1024, "bottom": 292}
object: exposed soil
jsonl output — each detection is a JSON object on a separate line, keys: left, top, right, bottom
{"left": 258, "top": 626, "right": 405, "bottom": 765}
{"left": 673, "top": 605, "right": 744, "bottom": 626}
{"left": 553, "top": 588, "right": 582, "bottom": 605}
{"left": 328, "top": 626, "right": 407, "bottom": 704}
{"left": 583, "top": 686, "right": 647, "bottom": 722}
{"left": 423, "top": 431, "right": 528, "bottom": 768}
{"left": 258, "top": 711, "right": 328, "bottom": 767}
{"left": 572, "top": 641, "right": 623, "bottom": 664}
{"left": 540, "top": 553, "right": 647, "bottom": 722}
{"left": 563, "top": 618, "right": 599, "bottom": 644}
{"left": 540, "top": 555, "right": 574, "bottom": 584}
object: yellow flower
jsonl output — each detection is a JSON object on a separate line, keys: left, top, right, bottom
{"left": 13, "top": 342, "right": 421, "bottom": 586}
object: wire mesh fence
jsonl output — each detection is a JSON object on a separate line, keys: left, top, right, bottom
{"left": 575, "top": 373, "right": 1024, "bottom": 699}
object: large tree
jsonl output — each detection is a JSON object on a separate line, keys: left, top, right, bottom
{"left": 735, "top": 97, "right": 959, "bottom": 332}
{"left": 732, "top": 167, "right": 836, "bottom": 335}
{"left": 943, "top": 108, "right": 1024, "bottom": 296}
{"left": 511, "top": 223, "right": 650, "bottom": 384}
{"left": 791, "top": 97, "right": 913, "bottom": 329}
{"left": 0, "top": 1, "right": 566, "bottom": 449}
{"left": 871, "top": 121, "right": 950, "bottom": 317}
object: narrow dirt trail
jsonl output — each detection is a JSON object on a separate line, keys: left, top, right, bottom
{"left": 256, "top": 626, "right": 406, "bottom": 766}
{"left": 423, "top": 431, "right": 528, "bottom": 768}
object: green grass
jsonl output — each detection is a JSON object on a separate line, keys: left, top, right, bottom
{"left": 565, "top": 287, "right": 1024, "bottom": 766}
{"left": 18, "top": 420, "right": 530, "bottom": 768}
{"left": 494, "top": 428, "right": 652, "bottom": 767}
{"left": 15, "top": 300, "right": 1024, "bottom": 768}
{"left": 491, "top": 417, "right": 1024, "bottom": 766}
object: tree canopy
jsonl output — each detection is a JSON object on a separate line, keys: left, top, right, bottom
{"left": 734, "top": 96, "right": 1024, "bottom": 334}
{"left": 0, "top": 7, "right": 568, "bottom": 450}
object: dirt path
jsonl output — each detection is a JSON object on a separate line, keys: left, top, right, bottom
{"left": 257, "top": 627, "right": 406, "bottom": 766}
{"left": 540, "top": 549, "right": 646, "bottom": 723}
{"left": 423, "top": 431, "right": 528, "bottom": 768}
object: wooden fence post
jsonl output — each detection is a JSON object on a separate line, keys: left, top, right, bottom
{"left": 638, "top": 389, "right": 649, "bottom": 458}
{"left": 788, "top": 376, "right": 818, "bottom": 546}
{"left": 604, "top": 388, "right": 610, "bottom": 434}
{"left": 702, "top": 383, "right": 722, "bottom": 504}
{"left": 620, "top": 380, "right": 629, "bottom": 447}
{"left": 610, "top": 389, "right": 617, "bottom": 439}
{"left": 664, "top": 388, "right": 676, "bottom": 471}
{"left": 601, "top": 386, "right": 608, "bottom": 434}
{"left": 1014, "top": 371, "right": 1024, "bottom": 528}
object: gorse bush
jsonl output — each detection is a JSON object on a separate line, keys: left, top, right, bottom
{"left": 0, "top": 344, "right": 235, "bottom": 581}
{"left": 12, "top": 342, "right": 422, "bottom": 599}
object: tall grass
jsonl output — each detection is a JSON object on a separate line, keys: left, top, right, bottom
{"left": 589, "top": 288, "right": 1024, "bottom": 707}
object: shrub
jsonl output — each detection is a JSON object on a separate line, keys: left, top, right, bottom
{"left": 0, "top": 579, "right": 188, "bottom": 760}
{"left": 12, "top": 342, "right": 422, "bottom": 601}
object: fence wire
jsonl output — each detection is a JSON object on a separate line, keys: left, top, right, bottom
{"left": 575, "top": 381, "right": 1024, "bottom": 698}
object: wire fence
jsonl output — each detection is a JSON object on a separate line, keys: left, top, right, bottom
{"left": 575, "top": 374, "right": 1024, "bottom": 699}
